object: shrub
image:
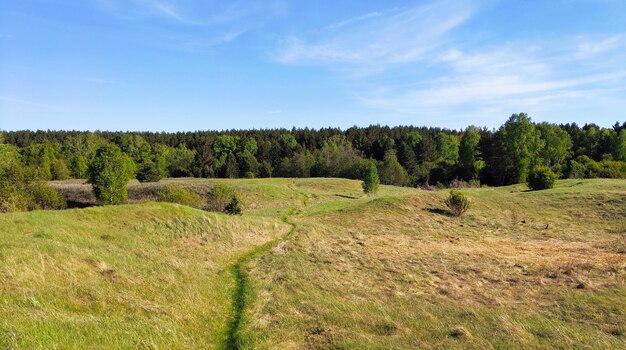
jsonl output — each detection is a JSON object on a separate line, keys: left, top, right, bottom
{"left": 594, "top": 160, "right": 626, "bottom": 179}
{"left": 206, "top": 184, "right": 237, "bottom": 212}
{"left": 0, "top": 147, "right": 30, "bottom": 212}
{"left": 0, "top": 145, "right": 66, "bottom": 212}
{"left": 444, "top": 190, "right": 470, "bottom": 217}
{"left": 527, "top": 165, "right": 558, "bottom": 190}
{"left": 567, "top": 159, "right": 588, "bottom": 179}
{"left": 157, "top": 186, "right": 202, "bottom": 208}
{"left": 362, "top": 162, "right": 380, "bottom": 194}
{"left": 224, "top": 195, "right": 242, "bottom": 215}
{"left": 28, "top": 182, "right": 67, "bottom": 210}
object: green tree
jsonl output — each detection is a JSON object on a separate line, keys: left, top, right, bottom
{"left": 436, "top": 132, "right": 459, "bottom": 165}
{"left": 612, "top": 129, "right": 626, "bottom": 161}
{"left": 362, "top": 162, "right": 380, "bottom": 194}
{"left": 20, "top": 141, "right": 58, "bottom": 180}
{"left": 224, "top": 152, "right": 239, "bottom": 178}
{"left": 458, "top": 126, "right": 483, "bottom": 180}
{"left": 378, "top": 150, "right": 409, "bottom": 186}
{"left": 536, "top": 122, "right": 572, "bottom": 174}
{"left": 276, "top": 151, "right": 315, "bottom": 177}
{"left": 167, "top": 144, "right": 196, "bottom": 177}
{"left": 317, "top": 135, "right": 362, "bottom": 177}
{"left": 416, "top": 133, "right": 438, "bottom": 185}
{"left": 69, "top": 154, "right": 88, "bottom": 179}
{"left": 51, "top": 159, "right": 71, "bottom": 180}
{"left": 136, "top": 144, "right": 168, "bottom": 183}
{"left": 87, "top": 145, "right": 132, "bottom": 205}
{"left": 499, "top": 113, "right": 544, "bottom": 184}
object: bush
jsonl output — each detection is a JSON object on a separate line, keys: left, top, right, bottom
{"left": 206, "top": 184, "right": 237, "bottom": 212}
{"left": 157, "top": 186, "right": 202, "bottom": 208}
{"left": 527, "top": 165, "right": 558, "bottom": 190}
{"left": 0, "top": 145, "right": 65, "bottom": 212}
{"left": 28, "top": 182, "right": 67, "bottom": 210}
{"left": 594, "top": 160, "right": 626, "bottom": 179}
{"left": 444, "top": 190, "right": 470, "bottom": 217}
{"left": 0, "top": 148, "right": 30, "bottom": 212}
{"left": 224, "top": 195, "right": 242, "bottom": 215}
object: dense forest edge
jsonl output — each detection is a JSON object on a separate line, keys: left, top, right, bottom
{"left": 1, "top": 113, "right": 625, "bottom": 212}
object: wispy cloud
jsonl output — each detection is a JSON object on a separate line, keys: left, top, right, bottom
{"left": 359, "top": 34, "right": 626, "bottom": 117}
{"left": 574, "top": 34, "right": 625, "bottom": 59}
{"left": 271, "top": 0, "right": 626, "bottom": 122}
{"left": 321, "top": 11, "right": 387, "bottom": 31}
{"left": 276, "top": 0, "right": 472, "bottom": 65}
{"left": 92, "top": 0, "right": 282, "bottom": 52}
{"left": 0, "top": 96, "right": 60, "bottom": 111}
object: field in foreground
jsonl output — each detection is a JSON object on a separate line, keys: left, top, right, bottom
{"left": 1, "top": 178, "right": 625, "bottom": 349}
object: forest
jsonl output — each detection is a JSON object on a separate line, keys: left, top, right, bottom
{"left": 2, "top": 113, "right": 625, "bottom": 190}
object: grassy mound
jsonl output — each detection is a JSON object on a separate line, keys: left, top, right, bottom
{"left": 0, "top": 202, "right": 288, "bottom": 349}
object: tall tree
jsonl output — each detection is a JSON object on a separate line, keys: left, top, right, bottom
{"left": 499, "top": 113, "right": 544, "bottom": 184}
{"left": 378, "top": 150, "right": 409, "bottom": 186}
{"left": 458, "top": 126, "right": 483, "bottom": 180}
{"left": 224, "top": 152, "right": 239, "bottom": 178}
{"left": 536, "top": 122, "right": 572, "bottom": 174}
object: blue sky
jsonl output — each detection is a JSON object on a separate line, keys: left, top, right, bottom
{"left": 1, "top": 0, "right": 625, "bottom": 131}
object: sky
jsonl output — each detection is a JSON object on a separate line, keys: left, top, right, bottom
{"left": 1, "top": 0, "right": 626, "bottom": 132}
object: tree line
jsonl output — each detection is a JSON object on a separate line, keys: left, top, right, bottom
{"left": 2, "top": 114, "right": 625, "bottom": 189}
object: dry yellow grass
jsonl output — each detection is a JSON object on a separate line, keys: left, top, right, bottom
{"left": 242, "top": 179, "right": 626, "bottom": 349}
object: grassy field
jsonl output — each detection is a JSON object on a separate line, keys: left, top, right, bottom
{"left": 1, "top": 178, "right": 625, "bottom": 349}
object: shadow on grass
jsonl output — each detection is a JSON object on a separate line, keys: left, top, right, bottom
{"left": 334, "top": 194, "right": 359, "bottom": 199}
{"left": 65, "top": 200, "right": 96, "bottom": 209}
{"left": 424, "top": 207, "right": 454, "bottom": 217}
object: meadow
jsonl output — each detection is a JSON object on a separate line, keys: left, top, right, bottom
{"left": 1, "top": 178, "right": 625, "bottom": 349}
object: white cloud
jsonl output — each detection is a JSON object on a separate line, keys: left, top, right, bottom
{"left": 275, "top": 0, "right": 472, "bottom": 65}
{"left": 574, "top": 34, "right": 625, "bottom": 59}
{"left": 358, "top": 34, "right": 626, "bottom": 118}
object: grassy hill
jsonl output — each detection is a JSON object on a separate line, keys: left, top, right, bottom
{"left": 1, "top": 178, "right": 625, "bottom": 349}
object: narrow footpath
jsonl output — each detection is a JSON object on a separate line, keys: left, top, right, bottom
{"left": 224, "top": 184, "right": 309, "bottom": 350}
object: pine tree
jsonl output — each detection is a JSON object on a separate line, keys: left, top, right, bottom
{"left": 362, "top": 162, "right": 380, "bottom": 194}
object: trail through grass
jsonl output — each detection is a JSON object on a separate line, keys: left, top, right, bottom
{"left": 225, "top": 207, "right": 299, "bottom": 350}
{"left": 225, "top": 182, "right": 310, "bottom": 349}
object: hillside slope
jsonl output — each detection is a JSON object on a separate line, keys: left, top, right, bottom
{"left": 242, "top": 179, "right": 626, "bottom": 349}
{"left": 1, "top": 178, "right": 625, "bottom": 349}
{"left": 0, "top": 202, "right": 289, "bottom": 349}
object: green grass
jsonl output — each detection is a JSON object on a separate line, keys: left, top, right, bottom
{"left": 0, "top": 202, "right": 289, "bottom": 349}
{"left": 2, "top": 178, "right": 625, "bottom": 349}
